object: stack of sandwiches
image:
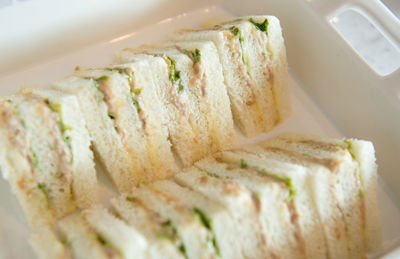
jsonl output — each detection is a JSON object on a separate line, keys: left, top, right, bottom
{"left": 0, "top": 88, "right": 98, "bottom": 231}
{"left": 0, "top": 15, "right": 382, "bottom": 259}
{"left": 29, "top": 133, "right": 381, "bottom": 259}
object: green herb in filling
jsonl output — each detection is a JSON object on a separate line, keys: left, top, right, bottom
{"left": 38, "top": 182, "right": 50, "bottom": 207}
{"left": 240, "top": 158, "right": 248, "bottom": 169}
{"left": 108, "top": 112, "right": 115, "bottom": 120}
{"left": 126, "top": 196, "right": 136, "bottom": 202}
{"left": 32, "top": 150, "right": 39, "bottom": 168}
{"left": 229, "top": 26, "right": 248, "bottom": 74}
{"left": 105, "top": 67, "right": 134, "bottom": 84}
{"left": 131, "top": 91, "right": 141, "bottom": 113}
{"left": 192, "top": 207, "right": 220, "bottom": 257}
{"left": 179, "top": 244, "right": 188, "bottom": 259}
{"left": 186, "top": 48, "right": 201, "bottom": 63}
{"left": 93, "top": 75, "right": 109, "bottom": 88}
{"left": 343, "top": 140, "right": 364, "bottom": 198}
{"left": 158, "top": 219, "right": 188, "bottom": 258}
{"left": 257, "top": 168, "right": 296, "bottom": 202}
{"left": 43, "top": 99, "right": 73, "bottom": 164}
{"left": 94, "top": 233, "right": 122, "bottom": 257}
{"left": 240, "top": 158, "right": 296, "bottom": 202}
{"left": 132, "top": 88, "right": 142, "bottom": 95}
{"left": 249, "top": 18, "right": 269, "bottom": 36}
{"left": 167, "top": 56, "right": 185, "bottom": 93}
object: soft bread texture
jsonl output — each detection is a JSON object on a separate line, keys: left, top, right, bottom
{"left": 111, "top": 195, "right": 185, "bottom": 259}
{"left": 261, "top": 133, "right": 381, "bottom": 255}
{"left": 241, "top": 16, "right": 291, "bottom": 123}
{"left": 349, "top": 139, "right": 381, "bottom": 252}
{"left": 172, "top": 28, "right": 263, "bottom": 136}
{"left": 54, "top": 59, "right": 179, "bottom": 191}
{"left": 169, "top": 41, "right": 237, "bottom": 151}
{"left": 26, "top": 88, "right": 98, "bottom": 209}
{"left": 0, "top": 91, "right": 98, "bottom": 230}
{"left": 174, "top": 168, "right": 270, "bottom": 259}
{"left": 252, "top": 138, "right": 351, "bottom": 258}
{"left": 218, "top": 19, "right": 277, "bottom": 131}
{"left": 57, "top": 206, "right": 148, "bottom": 259}
{"left": 82, "top": 206, "right": 148, "bottom": 259}
{"left": 57, "top": 213, "right": 111, "bottom": 259}
{"left": 74, "top": 61, "right": 179, "bottom": 183}
{"left": 129, "top": 186, "right": 217, "bottom": 259}
{"left": 72, "top": 67, "right": 153, "bottom": 184}
{"left": 172, "top": 15, "right": 290, "bottom": 136}
{"left": 149, "top": 180, "right": 245, "bottom": 259}
{"left": 0, "top": 100, "right": 55, "bottom": 230}
{"left": 29, "top": 133, "right": 380, "bottom": 259}
{"left": 53, "top": 76, "right": 137, "bottom": 192}
{"left": 30, "top": 228, "right": 71, "bottom": 259}
{"left": 195, "top": 156, "right": 306, "bottom": 259}
{"left": 117, "top": 47, "right": 212, "bottom": 166}
{"left": 217, "top": 150, "right": 329, "bottom": 259}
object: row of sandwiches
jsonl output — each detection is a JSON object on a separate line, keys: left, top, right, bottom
{"left": 0, "top": 15, "right": 290, "bottom": 231}
{"left": 0, "top": 14, "right": 382, "bottom": 258}
{"left": 30, "top": 133, "right": 381, "bottom": 259}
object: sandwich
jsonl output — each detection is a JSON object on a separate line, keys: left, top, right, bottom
{"left": 117, "top": 47, "right": 215, "bottom": 166}
{"left": 0, "top": 88, "right": 98, "bottom": 230}
{"left": 171, "top": 16, "right": 290, "bottom": 136}
{"left": 148, "top": 179, "right": 250, "bottom": 259}
{"left": 117, "top": 40, "right": 237, "bottom": 163}
{"left": 56, "top": 206, "right": 148, "bottom": 259}
{"left": 111, "top": 194, "right": 185, "bottom": 259}
{"left": 121, "top": 185, "right": 219, "bottom": 259}
{"left": 174, "top": 168, "right": 271, "bottom": 258}
{"left": 214, "top": 149, "right": 337, "bottom": 259}
{"left": 53, "top": 56, "right": 179, "bottom": 192}
{"left": 252, "top": 133, "right": 381, "bottom": 255}
{"left": 30, "top": 227, "right": 71, "bottom": 259}
{"left": 194, "top": 156, "right": 306, "bottom": 259}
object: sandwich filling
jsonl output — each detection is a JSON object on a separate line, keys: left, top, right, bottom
{"left": 124, "top": 195, "right": 189, "bottom": 258}
{"left": 2, "top": 98, "right": 75, "bottom": 209}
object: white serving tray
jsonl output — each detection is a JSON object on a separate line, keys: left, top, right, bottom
{"left": 0, "top": 1, "right": 399, "bottom": 258}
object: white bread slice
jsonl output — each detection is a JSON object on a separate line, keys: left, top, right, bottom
{"left": 0, "top": 100, "right": 55, "bottom": 230}
{"left": 111, "top": 194, "right": 185, "bottom": 259}
{"left": 149, "top": 179, "right": 245, "bottom": 259}
{"left": 170, "top": 41, "right": 237, "bottom": 151}
{"left": 119, "top": 40, "right": 237, "bottom": 153}
{"left": 30, "top": 228, "right": 71, "bottom": 259}
{"left": 57, "top": 213, "right": 111, "bottom": 259}
{"left": 171, "top": 28, "right": 264, "bottom": 136}
{"left": 174, "top": 168, "right": 270, "bottom": 259}
{"left": 25, "top": 88, "right": 98, "bottom": 208}
{"left": 260, "top": 135, "right": 365, "bottom": 256}
{"left": 240, "top": 16, "right": 291, "bottom": 123}
{"left": 216, "top": 19, "right": 278, "bottom": 131}
{"left": 117, "top": 47, "right": 211, "bottom": 166}
{"left": 0, "top": 93, "right": 97, "bottom": 229}
{"left": 82, "top": 206, "right": 148, "bottom": 259}
{"left": 118, "top": 49, "right": 218, "bottom": 167}
{"left": 195, "top": 156, "right": 306, "bottom": 259}
{"left": 111, "top": 59, "right": 179, "bottom": 179}
{"left": 72, "top": 66, "right": 154, "bottom": 185}
{"left": 348, "top": 139, "right": 381, "bottom": 252}
{"left": 53, "top": 76, "right": 137, "bottom": 192}
{"left": 216, "top": 150, "right": 329, "bottom": 259}
{"left": 10, "top": 95, "right": 78, "bottom": 218}
{"left": 54, "top": 58, "right": 179, "bottom": 191}
{"left": 130, "top": 185, "right": 217, "bottom": 259}
{"left": 264, "top": 133, "right": 381, "bottom": 254}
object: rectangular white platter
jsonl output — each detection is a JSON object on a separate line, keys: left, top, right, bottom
{"left": 0, "top": 2, "right": 399, "bottom": 258}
